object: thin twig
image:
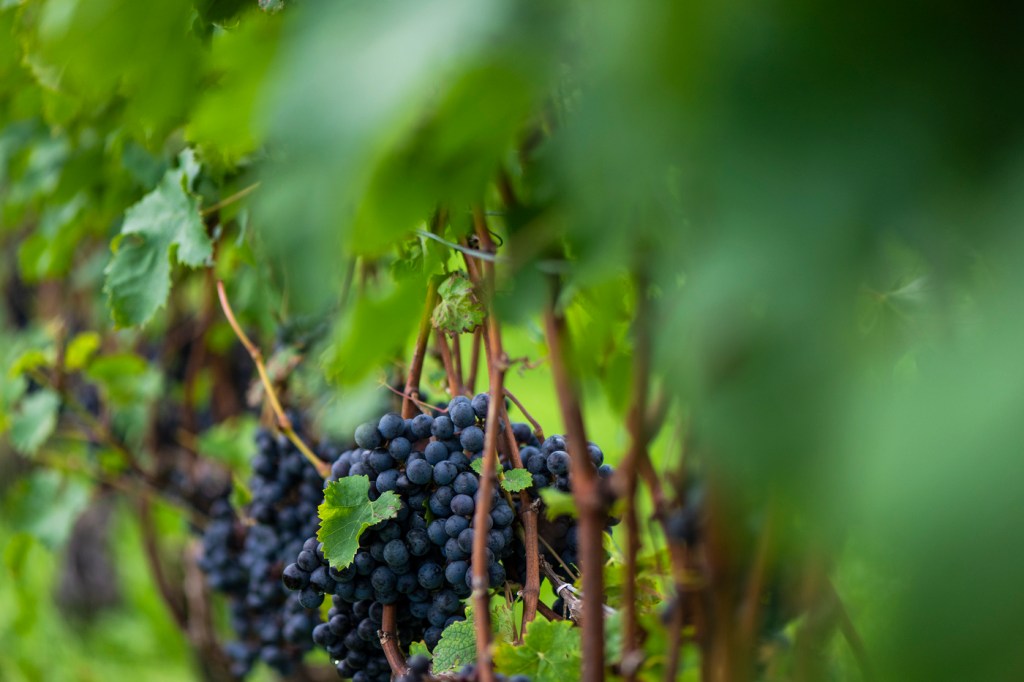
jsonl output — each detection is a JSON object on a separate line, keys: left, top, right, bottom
{"left": 379, "top": 380, "right": 442, "bottom": 414}
{"left": 503, "top": 389, "right": 545, "bottom": 446}
{"left": 216, "top": 281, "right": 330, "bottom": 477}
{"left": 538, "top": 533, "right": 580, "bottom": 582}
{"left": 417, "top": 229, "right": 504, "bottom": 263}
{"left": 537, "top": 601, "right": 564, "bottom": 622}
{"left": 200, "top": 181, "right": 261, "bottom": 216}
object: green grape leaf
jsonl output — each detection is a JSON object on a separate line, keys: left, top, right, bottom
{"left": 493, "top": 619, "right": 582, "bottom": 682}
{"left": 85, "top": 353, "right": 162, "bottom": 407}
{"left": 432, "top": 271, "right": 484, "bottom": 334}
{"left": 197, "top": 416, "right": 259, "bottom": 470}
{"left": 538, "top": 488, "right": 578, "bottom": 520}
{"left": 470, "top": 458, "right": 484, "bottom": 475}
{"left": 490, "top": 600, "right": 516, "bottom": 642}
{"left": 500, "top": 469, "right": 533, "bottom": 493}
{"left": 318, "top": 476, "right": 401, "bottom": 569}
{"left": 431, "top": 617, "right": 476, "bottom": 673}
{"left": 432, "top": 604, "right": 515, "bottom": 673}
{"left": 65, "top": 331, "right": 101, "bottom": 371}
{"left": 9, "top": 389, "right": 60, "bottom": 455}
{"left": 104, "top": 150, "right": 211, "bottom": 327}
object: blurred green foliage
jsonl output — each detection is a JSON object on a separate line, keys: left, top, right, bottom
{"left": 1, "top": 0, "right": 1023, "bottom": 680}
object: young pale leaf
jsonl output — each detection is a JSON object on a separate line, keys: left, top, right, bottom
{"left": 538, "top": 488, "right": 578, "bottom": 520}
{"left": 408, "top": 641, "right": 431, "bottom": 660}
{"left": 104, "top": 150, "right": 211, "bottom": 327}
{"left": 318, "top": 476, "right": 401, "bottom": 569}
{"left": 430, "top": 617, "right": 476, "bottom": 673}
{"left": 9, "top": 390, "right": 60, "bottom": 455}
{"left": 432, "top": 271, "right": 484, "bottom": 334}
{"left": 500, "top": 468, "right": 533, "bottom": 493}
{"left": 8, "top": 349, "right": 53, "bottom": 378}
{"left": 470, "top": 458, "right": 484, "bottom": 475}
{"left": 493, "top": 619, "right": 582, "bottom": 682}
{"left": 65, "top": 332, "right": 101, "bottom": 371}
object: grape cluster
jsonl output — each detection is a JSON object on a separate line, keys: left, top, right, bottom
{"left": 283, "top": 395, "right": 535, "bottom": 679}
{"left": 238, "top": 391, "right": 613, "bottom": 681}
{"left": 199, "top": 427, "right": 332, "bottom": 677}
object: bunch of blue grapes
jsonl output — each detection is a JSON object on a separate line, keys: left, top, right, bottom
{"left": 275, "top": 392, "right": 612, "bottom": 680}
{"left": 283, "top": 395, "right": 529, "bottom": 679}
{"left": 198, "top": 427, "right": 334, "bottom": 678}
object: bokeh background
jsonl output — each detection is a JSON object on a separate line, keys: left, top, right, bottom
{"left": 2, "top": 0, "right": 1024, "bottom": 680}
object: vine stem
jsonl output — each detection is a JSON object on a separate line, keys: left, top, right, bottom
{"left": 620, "top": 270, "right": 653, "bottom": 680}
{"left": 215, "top": 281, "right": 330, "bottom": 477}
{"left": 470, "top": 208, "right": 504, "bottom": 682}
{"left": 451, "top": 333, "right": 465, "bottom": 395}
{"left": 467, "top": 327, "right": 483, "bottom": 394}
{"left": 466, "top": 212, "right": 542, "bottom": 643}
{"left": 381, "top": 280, "right": 444, "bottom": 677}
{"left": 380, "top": 604, "right": 407, "bottom": 676}
{"left": 403, "top": 280, "right": 439, "bottom": 419}
{"left": 544, "top": 294, "right": 605, "bottom": 682}
{"left": 436, "top": 329, "right": 462, "bottom": 397}
{"left": 497, "top": 398, "right": 540, "bottom": 637}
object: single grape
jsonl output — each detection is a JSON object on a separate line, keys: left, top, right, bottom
{"left": 406, "top": 459, "right": 433, "bottom": 486}
{"left": 378, "top": 413, "right": 405, "bottom": 441}
{"left": 431, "top": 416, "right": 455, "bottom": 440}
{"left": 471, "top": 393, "right": 489, "bottom": 418}
{"left": 459, "top": 426, "right": 485, "bottom": 453}
{"left": 449, "top": 400, "right": 477, "bottom": 429}
{"left": 355, "top": 423, "right": 383, "bottom": 450}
